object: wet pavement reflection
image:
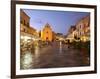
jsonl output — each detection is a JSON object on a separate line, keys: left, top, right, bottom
{"left": 20, "top": 41, "right": 90, "bottom": 69}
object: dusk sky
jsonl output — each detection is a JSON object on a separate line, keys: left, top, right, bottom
{"left": 23, "top": 9, "right": 90, "bottom": 35}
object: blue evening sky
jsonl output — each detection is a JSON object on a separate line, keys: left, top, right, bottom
{"left": 23, "top": 9, "right": 90, "bottom": 35}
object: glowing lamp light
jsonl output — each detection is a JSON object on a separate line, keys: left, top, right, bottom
{"left": 81, "top": 36, "right": 88, "bottom": 42}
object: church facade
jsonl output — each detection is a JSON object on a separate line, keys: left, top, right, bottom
{"left": 41, "top": 23, "right": 53, "bottom": 42}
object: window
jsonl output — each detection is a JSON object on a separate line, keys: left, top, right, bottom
{"left": 80, "top": 25, "right": 81, "bottom": 29}
{"left": 80, "top": 32, "right": 81, "bottom": 36}
{"left": 27, "top": 23, "right": 29, "bottom": 27}
{"left": 24, "top": 20, "right": 25, "bottom": 25}
{"left": 24, "top": 29, "right": 25, "bottom": 32}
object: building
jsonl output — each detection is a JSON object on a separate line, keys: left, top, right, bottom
{"left": 55, "top": 33, "right": 64, "bottom": 41}
{"left": 41, "top": 23, "right": 53, "bottom": 41}
{"left": 28, "top": 26, "right": 38, "bottom": 36}
{"left": 66, "top": 25, "right": 78, "bottom": 42}
{"left": 66, "top": 15, "right": 90, "bottom": 42}
{"left": 20, "top": 9, "right": 30, "bottom": 33}
{"left": 20, "top": 10, "right": 39, "bottom": 42}
{"left": 68, "top": 25, "right": 76, "bottom": 34}
{"left": 76, "top": 16, "right": 90, "bottom": 42}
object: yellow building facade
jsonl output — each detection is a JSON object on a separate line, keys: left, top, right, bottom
{"left": 41, "top": 23, "right": 53, "bottom": 41}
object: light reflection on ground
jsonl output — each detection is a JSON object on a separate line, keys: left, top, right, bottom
{"left": 20, "top": 42, "right": 90, "bottom": 69}
{"left": 21, "top": 51, "right": 33, "bottom": 69}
